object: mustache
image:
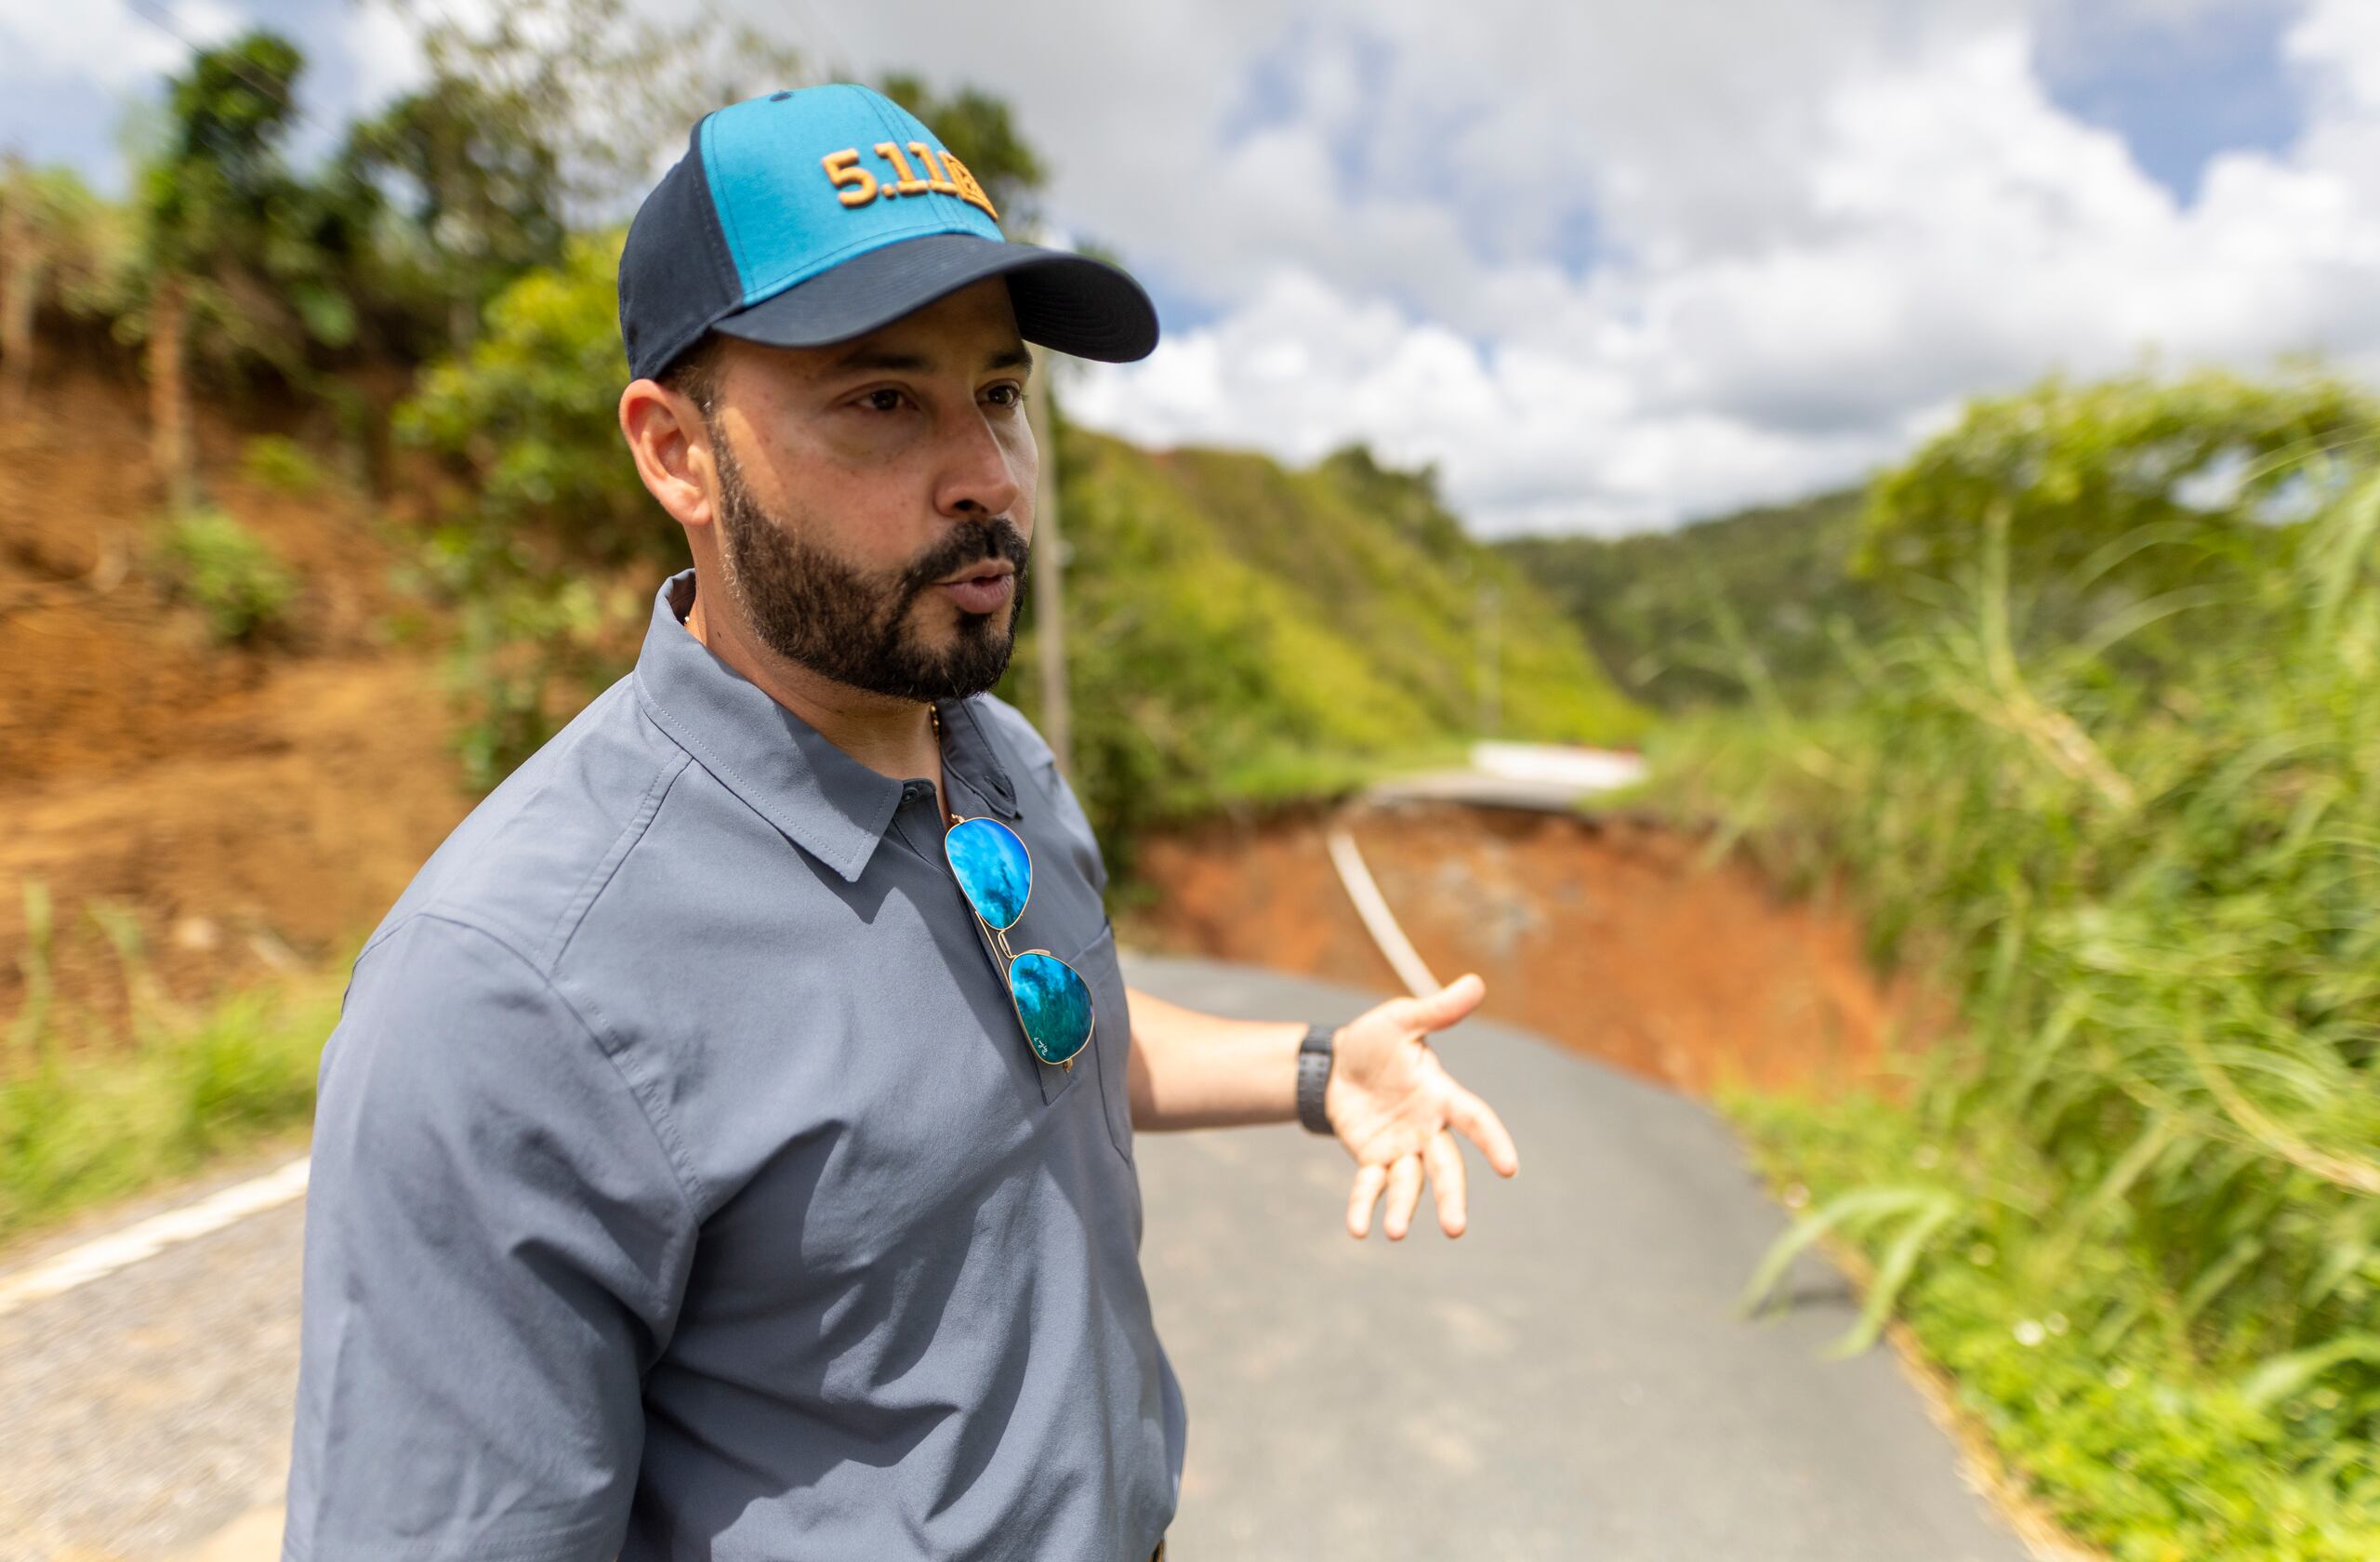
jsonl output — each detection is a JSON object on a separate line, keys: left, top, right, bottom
{"left": 899, "top": 516, "right": 1031, "bottom": 598}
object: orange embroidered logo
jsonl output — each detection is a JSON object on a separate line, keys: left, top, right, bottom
{"left": 820, "top": 142, "right": 998, "bottom": 220}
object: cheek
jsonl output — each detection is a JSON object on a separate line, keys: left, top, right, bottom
{"left": 754, "top": 440, "right": 939, "bottom": 570}
{"left": 1003, "top": 423, "right": 1040, "bottom": 527}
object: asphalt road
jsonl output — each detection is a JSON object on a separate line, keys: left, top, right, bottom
{"left": 3, "top": 954, "right": 2031, "bottom": 1561}
{"left": 1130, "top": 955, "right": 2030, "bottom": 1562}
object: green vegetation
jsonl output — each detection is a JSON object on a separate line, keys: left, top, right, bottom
{"left": 152, "top": 504, "right": 298, "bottom": 643}
{"left": 1007, "top": 432, "right": 1639, "bottom": 864}
{"left": 31, "top": 26, "right": 2373, "bottom": 1561}
{"left": 239, "top": 433, "right": 326, "bottom": 496}
{"left": 1659, "top": 369, "right": 2380, "bottom": 1560}
{"left": 0, "top": 884, "right": 338, "bottom": 1242}
{"left": 1501, "top": 488, "right": 1889, "bottom": 709}
{"left": 1509, "top": 368, "right": 2380, "bottom": 716}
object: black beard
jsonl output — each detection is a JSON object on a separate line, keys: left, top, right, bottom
{"left": 708, "top": 417, "right": 1031, "bottom": 702}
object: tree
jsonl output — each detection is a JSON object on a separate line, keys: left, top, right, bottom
{"left": 339, "top": 74, "right": 568, "bottom": 353}
{"left": 378, "top": 0, "right": 805, "bottom": 222}
{"left": 131, "top": 29, "right": 358, "bottom": 507}
{"left": 1858, "top": 367, "right": 2380, "bottom": 612}
{"left": 0, "top": 160, "right": 130, "bottom": 414}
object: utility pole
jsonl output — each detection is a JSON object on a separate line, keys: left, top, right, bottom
{"left": 1475, "top": 578, "right": 1502, "bottom": 737}
{"left": 1026, "top": 345, "right": 1073, "bottom": 777}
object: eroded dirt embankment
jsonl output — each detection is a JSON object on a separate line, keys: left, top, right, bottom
{"left": 1125, "top": 800, "right": 1944, "bottom": 1097}
{"left": 0, "top": 357, "right": 475, "bottom": 1034}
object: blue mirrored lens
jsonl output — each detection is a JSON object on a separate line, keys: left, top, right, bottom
{"left": 1008, "top": 951, "right": 1093, "bottom": 1065}
{"left": 945, "top": 817, "right": 1031, "bottom": 930}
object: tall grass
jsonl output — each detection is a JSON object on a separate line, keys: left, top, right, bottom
{"left": 1671, "top": 483, "right": 2380, "bottom": 1558}
{"left": 0, "top": 882, "right": 340, "bottom": 1244}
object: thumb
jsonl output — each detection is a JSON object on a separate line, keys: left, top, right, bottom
{"left": 1395, "top": 972, "right": 1486, "bottom": 1036}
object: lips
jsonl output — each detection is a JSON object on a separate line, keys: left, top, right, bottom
{"left": 938, "top": 563, "right": 1015, "bottom": 616}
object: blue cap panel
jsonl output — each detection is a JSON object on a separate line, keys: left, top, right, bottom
{"left": 698, "top": 85, "right": 1007, "bottom": 311}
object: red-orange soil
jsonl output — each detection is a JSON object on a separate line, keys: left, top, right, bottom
{"left": 1126, "top": 800, "right": 1945, "bottom": 1097}
{"left": 0, "top": 353, "right": 476, "bottom": 1038}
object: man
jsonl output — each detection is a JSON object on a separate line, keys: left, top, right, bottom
{"left": 283, "top": 84, "right": 1518, "bottom": 1562}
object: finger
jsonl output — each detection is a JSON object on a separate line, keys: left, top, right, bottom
{"left": 1383, "top": 1154, "right": 1425, "bottom": 1241}
{"left": 1389, "top": 972, "right": 1487, "bottom": 1036}
{"left": 1448, "top": 1085, "right": 1521, "bottom": 1179}
{"left": 1425, "top": 1128, "right": 1469, "bottom": 1238}
{"left": 1346, "top": 1162, "right": 1389, "bottom": 1239}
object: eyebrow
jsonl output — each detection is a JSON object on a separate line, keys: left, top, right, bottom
{"left": 826, "top": 342, "right": 1035, "bottom": 377}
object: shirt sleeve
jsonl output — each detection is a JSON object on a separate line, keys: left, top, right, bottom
{"left": 282, "top": 913, "right": 697, "bottom": 1562}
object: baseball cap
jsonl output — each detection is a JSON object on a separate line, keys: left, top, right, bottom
{"left": 617, "top": 83, "right": 1159, "bottom": 381}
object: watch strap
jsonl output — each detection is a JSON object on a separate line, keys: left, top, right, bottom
{"left": 1295, "top": 1022, "right": 1336, "bottom": 1135}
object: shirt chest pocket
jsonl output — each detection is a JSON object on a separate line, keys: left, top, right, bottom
{"left": 1060, "top": 918, "right": 1136, "bottom": 1169}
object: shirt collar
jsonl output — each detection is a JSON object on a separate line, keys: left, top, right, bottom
{"left": 631, "top": 567, "right": 1020, "bottom": 884}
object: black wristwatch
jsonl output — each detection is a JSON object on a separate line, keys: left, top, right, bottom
{"left": 1295, "top": 1022, "right": 1337, "bottom": 1135}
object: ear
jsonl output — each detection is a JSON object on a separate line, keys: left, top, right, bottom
{"left": 619, "top": 377, "right": 718, "bottom": 535}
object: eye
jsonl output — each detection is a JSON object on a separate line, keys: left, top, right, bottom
{"left": 984, "top": 382, "right": 1024, "bottom": 409}
{"left": 857, "top": 388, "right": 908, "bottom": 413}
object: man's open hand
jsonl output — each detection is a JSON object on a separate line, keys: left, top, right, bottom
{"left": 1325, "top": 973, "right": 1520, "bottom": 1240}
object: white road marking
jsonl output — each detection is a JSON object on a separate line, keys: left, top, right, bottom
{"left": 1325, "top": 824, "right": 1439, "bottom": 999}
{"left": 0, "top": 1155, "right": 310, "bottom": 1318}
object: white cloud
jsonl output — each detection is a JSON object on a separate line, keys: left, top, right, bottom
{"left": 1023, "top": 0, "right": 2380, "bottom": 534}
{"left": 340, "top": 1, "right": 431, "bottom": 119}
{"left": 0, "top": 0, "right": 238, "bottom": 91}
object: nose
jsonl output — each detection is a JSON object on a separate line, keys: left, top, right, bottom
{"left": 933, "top": 404, "right": 1026, "bottom": 523}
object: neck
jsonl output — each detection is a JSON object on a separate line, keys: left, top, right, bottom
{"left": 681, "top": 565, "right": 939, "bottom": 782}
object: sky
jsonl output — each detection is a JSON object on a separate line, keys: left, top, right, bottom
{"left": 5, "top": 0, "right": 2378, "bottom": 536}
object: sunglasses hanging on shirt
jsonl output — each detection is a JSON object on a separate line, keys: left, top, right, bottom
{"left": 943, "top": 814, "right": 1095, "bottom": 1069}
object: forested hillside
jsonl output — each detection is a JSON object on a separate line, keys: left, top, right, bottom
{"left": 1498, "top": 489, "right": 1892, "bottom": 709}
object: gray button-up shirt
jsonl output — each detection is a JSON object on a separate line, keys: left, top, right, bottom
{"left": 283, "top": 567, "right": 1184, "bottom": 1562}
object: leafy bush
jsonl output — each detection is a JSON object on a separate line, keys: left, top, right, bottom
{"left": 396, "top": 229, "right": 665, "bottom": 569}
{"left": 239, "top": 432, "right": 326, "bottom": 495}
{"left": 1665, "top": 370, "right": 2380, "bottom": 1559}
{"left": 153, "top": 505, "right": 298, "bottom": 644}
{"left": 393, "top": 230, "right": 675, "bottom": 784}
{"left": 1858, "top": 367, "right": 2380, "bottom": 595}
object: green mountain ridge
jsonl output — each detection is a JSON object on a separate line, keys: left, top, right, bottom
{"left": 1498, "top": 489, "right": 1891, "bottom": 709}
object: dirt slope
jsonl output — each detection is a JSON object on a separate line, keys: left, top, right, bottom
{"left": 0, "top": 358, "right": 474, "bottom": 1036}
{"left": 1128, "top": 800, "right": 1943, "bottom": 1096}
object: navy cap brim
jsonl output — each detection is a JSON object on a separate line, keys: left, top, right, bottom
{"left": 707, "top": 232, "right": 1159, "bottom": 364}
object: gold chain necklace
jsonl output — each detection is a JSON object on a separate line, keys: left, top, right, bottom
{"left": 926, "top": 702, "right": 950, "bottom": 827}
